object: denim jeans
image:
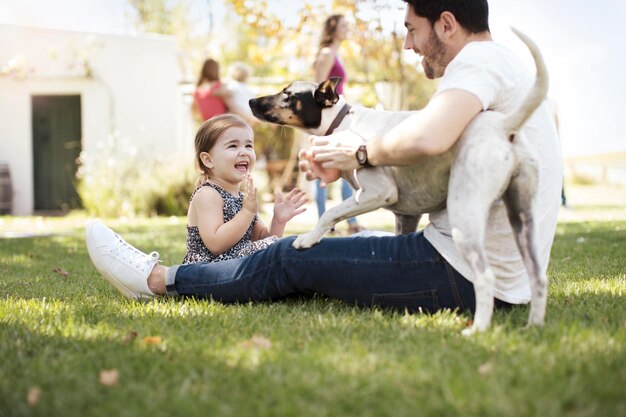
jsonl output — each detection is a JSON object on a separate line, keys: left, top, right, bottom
{"left": 315, "top": 179, "right": 357, "bottom": 226}
{"left": 165, "top": 232, "right": 517, "bottom": 314}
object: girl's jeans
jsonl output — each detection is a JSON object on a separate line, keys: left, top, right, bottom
{"left": 166, "top": 232, "right": 513, "bottom": 313}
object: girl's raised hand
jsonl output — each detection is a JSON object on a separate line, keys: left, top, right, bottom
{"left": 241, "top": 174, "right": 258, "bottom": 214}
{"left": 273, "top": 187, "right": 307, "bottom": 224}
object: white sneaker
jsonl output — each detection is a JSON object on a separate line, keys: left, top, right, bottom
{"left": 85, "top": 220, "right": 158, "bottom": 299}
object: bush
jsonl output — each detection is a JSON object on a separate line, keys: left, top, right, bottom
{"left": 76, "top": 132, "right": 196, "bottom": 217}
{"left": 252, "top": 122, "right": 295, "bottom": 161}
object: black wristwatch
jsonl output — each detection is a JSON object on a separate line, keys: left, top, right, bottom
{"left": 355, "top": 145, "right": 372, "bottom": 167}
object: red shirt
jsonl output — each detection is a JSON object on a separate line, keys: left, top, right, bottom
{"left": 194, "top": 81, "right": 227, "bottom": 121}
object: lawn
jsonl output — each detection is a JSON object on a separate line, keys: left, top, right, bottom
{"left": 1, "top": 185, "right": 625, "bottom": 417}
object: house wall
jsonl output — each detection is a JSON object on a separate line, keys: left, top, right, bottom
{"left": 0, "top": 24, "right": 185, "bottom": 215}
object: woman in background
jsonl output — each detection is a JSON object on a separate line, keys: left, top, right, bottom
{"left": 192, "top": 58, "right": 231, "bottom": 122}
{"left": 312, "top": 14, "right": 363, "bottom": 234}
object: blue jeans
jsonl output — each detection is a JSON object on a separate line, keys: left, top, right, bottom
{"left": 165, "top": 232, "right": 513, "bottom": 313}
{"left": 315, "top": 179, "right": 357, "bottom": 226}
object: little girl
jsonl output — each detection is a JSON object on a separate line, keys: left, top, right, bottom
{"left": 183, "top": 113, "right": 306, "bottom": 264}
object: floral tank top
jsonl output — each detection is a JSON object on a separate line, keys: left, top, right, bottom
{"left": 182, "top": 182, "right": 278, "bottom": 264}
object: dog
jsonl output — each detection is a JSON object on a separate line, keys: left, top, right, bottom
{"left": 249, "top": 29, "right": 549, "bottom": 335}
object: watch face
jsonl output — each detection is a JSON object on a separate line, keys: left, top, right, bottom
{"left": 356, "top": 146, "right": 367, "bottom": 165}
{"left": 356, "top": 149, "right": 365, "bottom": 164}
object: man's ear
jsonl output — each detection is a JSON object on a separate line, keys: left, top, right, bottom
{"left": 314, "top": 77, "right": 341, "bottom": 107}
{"left": 436, "top": 11, "right": 458, "bottom": 39}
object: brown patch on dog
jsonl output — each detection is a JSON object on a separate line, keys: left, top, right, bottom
{"left": 267, "top": 108, "right": 305, "bottom": 128}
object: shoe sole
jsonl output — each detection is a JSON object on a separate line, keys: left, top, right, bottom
{"left": 85, "top": 221, "right": 150, "bottom": 300}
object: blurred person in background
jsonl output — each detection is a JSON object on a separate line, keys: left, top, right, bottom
{"left": 192, "top": 58, "right": 231, "bottom": 122}
{"left": 312, "top": 14, "right": 364, "bottom": 234}
{"left": 226, "top": 61, "right": 258, "bottom": 125}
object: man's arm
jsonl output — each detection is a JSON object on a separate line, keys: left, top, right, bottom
{"left": 308, "top": 89, "right": 483, "bottom": 171}
{"left": 369, "top": 89, "right": 483, "bottom": 164}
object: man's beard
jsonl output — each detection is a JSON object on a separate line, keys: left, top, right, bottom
{"left": 421, "top": 29, "right": 449, "bottom": 79}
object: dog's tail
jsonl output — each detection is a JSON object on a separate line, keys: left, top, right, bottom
{"left": 504, "top": 28, "right": 549, "bottom": 141}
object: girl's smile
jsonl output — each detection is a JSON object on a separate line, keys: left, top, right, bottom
{"left": 235, "top": 161, "right": 250, "bottom": 173}
{"left": 200, "top": 125, "right": 256, "bottom": 193}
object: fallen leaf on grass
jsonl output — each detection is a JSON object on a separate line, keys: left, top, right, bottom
{"left": 240, "top": 335, "right": 272, "bottom": 350}
{"left": 122, "top": 331, "right": 138, "bottom": 344}
{"left": 99, "top": 369, "right": 119, "bottom": 386}
{"left": 27, "top": 386, "right": 41, "bottom": 406}
{"left": 52, "top": 267, "right": 69, "bottom": 277}
{"left": 478, "top": 362, "right": 493, "bottom": 375}
{"left": 141, "top": 336, "right": 162, "bottom": 345}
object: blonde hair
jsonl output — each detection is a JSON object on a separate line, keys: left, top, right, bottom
{"left": 228, "top": 62, "right": 252, "bottom": 82}
{"left": 194, "top": 114, "right": 253, "bottom": 185}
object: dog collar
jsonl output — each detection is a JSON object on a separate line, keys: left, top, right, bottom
{"left": 324, "top": 103, "right": 351, "bottom": 136}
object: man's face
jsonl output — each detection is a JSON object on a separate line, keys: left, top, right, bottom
{"left": 403, "top": 5, "right": 451, "bottom": 79}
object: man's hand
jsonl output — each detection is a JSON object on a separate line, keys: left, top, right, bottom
{"left": 298, "top": 130, "right": 365, "bottom": 186}
{"left": 298, "top": 147, "right": 341, "bottom": 187}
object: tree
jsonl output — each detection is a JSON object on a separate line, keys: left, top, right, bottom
{"left": 128, "top": 0, "right": 211, "bottom": 81}
{"left": 222, "top": 0, "right": 436, "bottom": 109}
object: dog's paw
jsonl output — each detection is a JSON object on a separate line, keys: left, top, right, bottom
{"left": 461, "top": 327, "right": 477, "bottom": 337}
{"left": 292, "top": 232, "right": 321, "bottom": 249}
{"left": 461, "top": 321, "right": 490, "bottom": 337}
{"left": 526, "top": 316, "right": 545, "bottom": 328}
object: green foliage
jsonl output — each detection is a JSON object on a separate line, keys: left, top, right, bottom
{"left": 76, "top": 133, "right": 196, "bottom": 217}
{"left": 128, "top": 0, "right": 218, "bottom": 81}
{"left": 128, "top": 0, "right": 437, "bottom": 109}
{"left": 253, "top": 123, "right": 295, "bottom": 161}
{"left": 0, "top": 214, "right": 625, "bottom": 417}
{"left": 220, "top": 0, "right": 436, "bottom": 109}
{"left": 569, "top": 172, "right": 599, "bottom": 186}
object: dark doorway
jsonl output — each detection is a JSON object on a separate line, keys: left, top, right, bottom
{"left": 31, "top": 95, "right": 82, "bottom": 212}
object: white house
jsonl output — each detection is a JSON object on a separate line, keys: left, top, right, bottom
{"left": 0, "top": 23, "right": 193, "bottom": 215}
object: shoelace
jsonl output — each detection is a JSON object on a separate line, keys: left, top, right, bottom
{"left": 112, "top": 233, "right": 160, "bottom": 271}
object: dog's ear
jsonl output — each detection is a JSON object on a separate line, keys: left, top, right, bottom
{"left": 314, "top": 77, "right": 341, "bottom": 107}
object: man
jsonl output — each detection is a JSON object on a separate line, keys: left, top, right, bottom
{"left": 86, "top": 0, "right": 562, "bottom": 321}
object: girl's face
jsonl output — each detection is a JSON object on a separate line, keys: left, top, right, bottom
{"left": 201, "top": 126, "right": 256, "bottom": 184}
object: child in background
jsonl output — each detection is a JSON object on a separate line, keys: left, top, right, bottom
{"left": 183, "top": 114, "right": 306, "bottom": 264}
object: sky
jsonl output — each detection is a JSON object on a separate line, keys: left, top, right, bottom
{"left": 1, "top": 0, "right": 625, "bottom": 157}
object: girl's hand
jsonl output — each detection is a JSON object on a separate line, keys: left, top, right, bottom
{"left": 241, "top": 174, "right": 258, "bottom": 214}
{"left": 273, "top": 188, "right": 307, "bottom": 224}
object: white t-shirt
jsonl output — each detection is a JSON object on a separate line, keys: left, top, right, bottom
{"left": 423, "top": 41, "right": 563, "bottom": 304}
{"left": 226, "top": 80, "right": 256, "bottom": 117}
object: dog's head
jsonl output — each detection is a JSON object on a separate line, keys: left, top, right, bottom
{"left": 249, "top": 77, "right": 342, "bottom": 130}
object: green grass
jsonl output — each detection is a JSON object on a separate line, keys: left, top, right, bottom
{"left": 1, "top": 211, "right": 625, "bottom": 417}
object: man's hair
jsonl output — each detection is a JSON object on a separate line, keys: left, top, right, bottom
{"left": 402, "top": 0, "right": 490, "bottom": 33}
